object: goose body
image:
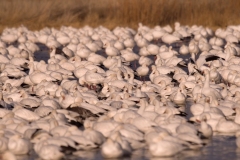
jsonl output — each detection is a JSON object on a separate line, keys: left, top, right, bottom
{"left": 161, "top": 34, "right": 180, "bottom": 45}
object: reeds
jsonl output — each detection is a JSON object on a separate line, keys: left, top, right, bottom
{"left": 0, "top": 0, "right": 240, "bottom": 32}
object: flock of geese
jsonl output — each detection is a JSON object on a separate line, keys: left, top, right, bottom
{"left": 1, "top": 22, "right": 240, "bottom": 159}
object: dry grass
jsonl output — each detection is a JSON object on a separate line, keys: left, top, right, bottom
{"left": 0, "top": 0, "right": 240, "bottom": 32}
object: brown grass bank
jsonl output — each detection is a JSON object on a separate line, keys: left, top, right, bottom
{"left": 0, "top": 0, "right": 240, "bottom": 32}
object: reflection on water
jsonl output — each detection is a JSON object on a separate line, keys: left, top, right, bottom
{"left": 184, "top": 136, "right": 237, "bottom": 160}
{"left": 65, "top": 135, "right": 238, "bottom": 160}
{"left": 17, "top": 135, "right": 237, "bottom": 160}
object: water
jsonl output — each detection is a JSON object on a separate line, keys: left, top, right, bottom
{"left": 15, "top": 135, "right": 238, "bottom": 160}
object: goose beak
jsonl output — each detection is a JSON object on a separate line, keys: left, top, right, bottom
{"left": 196, "top": 119, "right": 201, "bottom": 123}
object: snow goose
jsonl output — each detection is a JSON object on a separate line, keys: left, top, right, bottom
{"left": 74, "top": 65, "right": 89, "bottom": 79}
{"left": 135, "top": 33, "right": 149, "bottom": 48}
{"left": 138, "top": 56, "right": 153, "bottom": 66}
{"left": 139, "top": 47, "right": 150, "bottom": 56}
{"left": 111, "top": 131, "right": 132, "bottom": 154}
{"left": 136, "top": 63, "right": 149, "bottom": 81}
{"left": 142, "top": 31, "right": 154, "bottom": 42}
{"left": 226, "top": 34, "right": 239, "bottom": 43}
{"left": 151, "top": 28, "right": 166, "bottom": 41}
{"left": 137, "top": 99, "right": 159, "bottom": 121}
{"left": 159, "top": 46, "right": 178, "bottom": 60}
{"left": 112, "top": 40, "right": 125, "bottom": 51}
{"left": 209, "top": 37, "right": 225, "bottom": 47}
{"left": 46, "top": 61, "right": 61, "bottom": 71}
{"left": 209, "top": 67, "right": 221, "bottom": 83}
{"left": 35, "top": 143, "right": 64, "bottom": 160}
{"left": 149, "top": 65, "right": 160, "bottom": 82}
{"left": 93, "top": 120, "right": 119, "bottom": 137}
{"left": 49, "top": 47, "right": 67, "bottom": 61}
{"left": 59, "top": 91, "right": 77, "bottom": 109}
{"left": 86, "top": 40, "right": 102, "bottom": 52}
{"left": 8, "top": 134, "right": 31, "bottom": 155}
{"left": 4, "top": 89, "right": 28, "bottom": 103}
{"left": 59, "top": 59, "right": 75, "bottom": 71}
{"left": 115, "top": 124, "right": 144, "bottom": 142}
{"left": 9, "top": 57, "right": 28, "bottom": 68}
{"left": 170, "top": 88, "right": 186, "bottom": 106}
{"left": 29, "top": 71, "right": 56, "bottom": 85}
{"left": 56, "top": 33, "right": 70, "bottom": 46}
{"left": 179, "top": 44, "right": 189, "bottom": 55}
{"left": 198, "top": 115, "right": 213, "bottom": 138}
{"left": 216, "top": 117, "right": 240, "bottom": 133}
{"left": 201, "top": 69, "right": 223, "bottom": 100}
{"left": 123, "top": 38, "right": 135, "bottom": 48}
{"left": 147, "top": 44, "right": 159, "bottom": 56}
{"left": 62, "top": 47, "right": 74, "bottom": 58}
{"left": 103, "top": 56, "right": 118, "bottom": 69}
{"left": 149, "top": 133, "right": 187, "bottom": 157}
{"left": 176, "top": 132, "right": 203, "bottom": 149}
{"left": 188, "top": 41, "right": 199, "bottom": 62}
{"left": 1, "top": 32, "right": 18, "bottom": 44}
{"left": 101, "top": 138, "right": 124, "bottom": 158}
{"left": 19, "top": 49, "right": 30, "bottom": 59}
{"left": 87, "top": 53, "right": 106, "bottom": 65}
{"left": 76, "top": 46, "right": 91, "bottom": 60}
{"left": 46, "top": 35, "right": 62, "bottom": 49}
{"left": 84, "top": 68, "right": 105, "bottom": 89}
{"left": 127, "top": 116, "right": 157, "bottom": 133}
{"left": 190, "top": 99, "right": 205, "bottom": 116}
{"left": 108, "top": 72, "right": 127, "bottom": 88}
{"left": 17, "top": 32, "right": 28, "bottom": 44}
{"left": 83, "top": 128, "right": 105, "bottom": 146}
{"left": 120, "top": 48, "right": 139, "bottom": 66}
{"left": 161, "top": 33, "right": 181, "bottom": 46}
{"left": 199, "top": 41, "right": 212, "bottom": 52}
{"left": 104, "top": 41, "right": 120, "bottom": 57}
{"left": 13, "top": 107, "right": 40, "bottom": 122}
{"left": 3, "top": 68, "right": 26, "bottom": 79}
{"left": 162, "top": 24, "right": 173, "bottom": 33}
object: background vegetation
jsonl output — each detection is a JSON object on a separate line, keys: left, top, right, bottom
{"left": 0, "top": 0, "right": 240, "bottom": 32}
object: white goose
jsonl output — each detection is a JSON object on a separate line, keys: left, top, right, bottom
{"left": 8, "top": 134, "right": 31, "bottom": 155}
{"left": 161, "top": 33, "right": 181, "bottom": 45}
{"left": 201, "top": 69, "right": 223, "bottom": 101}
{"left": 159, "top": 46, "right": 178, "bottom": 60}
{"left": 101, "top": 138, "right": 124, "bottom": 158}
{"left": 198, "top": 115, "right": 213, "bottom": 138}
{"left": 136, "top": 63, "right": 149, "bottom": 82}
{"left": 84, "top": 69, "right": 105, "bottom": 89}
{"left": 104, "top": 41, "right": 120, "bottom": 57}
{"left": 149, "top": 132, "right": 187, "bottom": 157}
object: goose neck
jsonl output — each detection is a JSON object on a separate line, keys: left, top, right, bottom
{"left": 117, "top": 71, "right": 123, "bottom": 80}
{"left": 50, "top": 48, "right": 56, "bottom": 57}
{"left": 203, "top": 71, "right": 210, "bottom": 89}
{"left": 28, "top": 62, "right": 35, "bottom": 75}
{"left": 137, "top": 100, "right": 146, "bottom": 115}
{"left": 117, "top": 58, "right": 122, "bottom": 67}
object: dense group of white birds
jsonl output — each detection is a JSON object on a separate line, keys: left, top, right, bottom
{"left": 1, "top": 22, "right": 240, "bottom": 159}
